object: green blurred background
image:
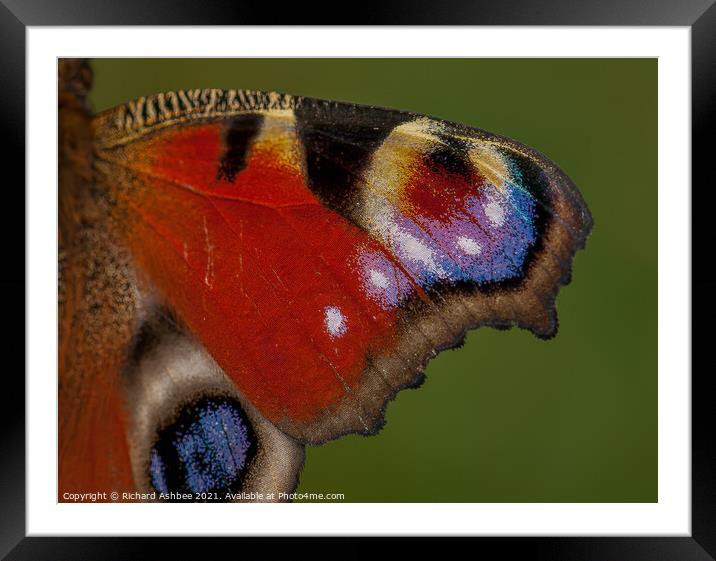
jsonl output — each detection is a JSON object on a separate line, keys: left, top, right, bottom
{"left": 89, "top": 59, "right": 657, "bottom": 502}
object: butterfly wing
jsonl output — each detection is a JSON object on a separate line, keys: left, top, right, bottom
{"left": 90, "top": 90, "right": 592, "bottom": 446}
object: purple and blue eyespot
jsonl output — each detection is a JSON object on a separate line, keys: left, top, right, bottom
{"left": 357, "top": 153, "right": 546, "bottom": 311}
{"left": 149, "top": 397, "right": 256, "bottom": 499}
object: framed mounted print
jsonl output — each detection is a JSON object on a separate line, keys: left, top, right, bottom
{"left": 4, "top": 1, "right": 713, "bottom": 558}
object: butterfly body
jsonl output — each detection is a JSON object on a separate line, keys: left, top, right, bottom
{"left": 60, "top": 61, "right": 591, "bottom": 500}
{"left": 59, "top": 60, "right": 138, "bottom": 496}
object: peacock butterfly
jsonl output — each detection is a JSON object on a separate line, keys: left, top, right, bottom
{"left": 58, "top": 59, "right": 592, "bottom": 502}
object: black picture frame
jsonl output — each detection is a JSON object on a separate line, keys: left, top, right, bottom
{"left": 3, "top": 1, "right": 713, "bottom": 558}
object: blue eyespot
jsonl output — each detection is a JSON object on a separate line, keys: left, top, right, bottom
{"left": 149, "top": 397, "right": 256, "bottom": 499}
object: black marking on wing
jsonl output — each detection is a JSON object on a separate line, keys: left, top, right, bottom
{"left": 501, "top": 150, "right": 552, "bottom": 284}
{"left": 425, "top": 134, "right": 474, "bottom": 179}
{"left": 294, "top": 101, "right": 412, "bottom": 214}
{"left": 216, "top": 114, "right": 263, "bottom": 183}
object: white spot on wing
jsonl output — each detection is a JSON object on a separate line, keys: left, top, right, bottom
{"left": 369, "top": 269, "right": 390, "bottom": 289}
{"left": 324, "top": 306, "right": 347, "bottom": 339}
{"left": 484, "top": 200, "right": 505, "bottom": 227}
{"left": 457, "top": 236, "right": 482, "bottom": 255}
{"left": 400, "top": 230, "right": 436, "bottom": 267}
{"left": 373, "top": 208, "right": 445, "bottom": 277}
